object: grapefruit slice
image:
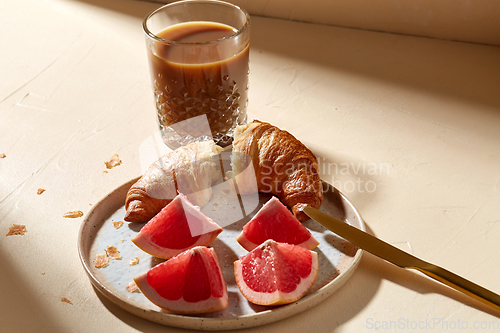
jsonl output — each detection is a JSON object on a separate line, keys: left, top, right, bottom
{"left": 134, "top": 246, "right": 228, "bottom": 314}
{"left": 132, "top": 193, "right": 222, "bottom": 259}
{"left": 237, "top": 197, "right": 319, "bottom": 251}
{"left": 234, "top": 239, "right": 319, "bottom": 306}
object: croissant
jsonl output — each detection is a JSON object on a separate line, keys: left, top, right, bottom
{"left": 124, "top": 140, "right": 222, "bottom": 222}
{"left": 231, "top": 120, "right": 323, "bottom": 221}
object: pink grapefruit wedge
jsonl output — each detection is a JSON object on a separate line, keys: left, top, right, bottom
{"left": 132, "top": 193, "right": 222, "bottom": 259}
{"left": 237, "top": 197, "right": 319, "bottom": 251}
{"left": 134, "top": 246, "right": 228, "bottom": 314}
{"left": 234, "top": 239, "right": 319, "bottom": 306}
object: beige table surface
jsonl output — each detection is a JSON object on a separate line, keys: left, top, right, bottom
{"left": 2, "top": 0, "right": 500, "bottom": 332}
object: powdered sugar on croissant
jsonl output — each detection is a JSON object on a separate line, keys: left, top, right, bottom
{"left": 231, "top": 120, "right": 323, "bottom": 221}
{"left": 124, "top": 140, "right": 221, "bottom": 222}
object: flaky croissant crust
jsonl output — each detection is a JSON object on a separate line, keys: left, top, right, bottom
{"left": 124, "top": 141, "right": 220, "bottom": 222}
{"left": 232, "top": 120, "right": 323, "bottom": 221}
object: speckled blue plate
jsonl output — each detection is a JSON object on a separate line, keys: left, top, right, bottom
{"left": 78, "top": 177, "right": 364, "bottom": 331}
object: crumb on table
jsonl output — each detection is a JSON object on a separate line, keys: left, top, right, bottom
{"left": 106, "top": 246, "right": 122, "bottom": 260}
{"left": 60, "top": 297, "right": 73, "bottom": 305}
{"left": 6, "top": 224, "right": 27, "bottom": 236}
{"left": 105, "top": 154, "right": 122, "bottom": 169}
{"left": 63, "top": 211, "right": 84, "bottom": 218}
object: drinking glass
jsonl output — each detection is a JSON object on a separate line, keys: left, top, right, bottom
{"left": 143, "top": 0, "right": 251, "bottom": 149}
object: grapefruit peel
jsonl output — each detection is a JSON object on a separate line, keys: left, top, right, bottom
{"left": 234, "top": 239, "right": 319, "bottom": 306}
{"left": 134, "top": 246, "right": 228, "bottom": 314}
{"left": 237, "top": 197, "right": 319, "bottom": 251}
{"left": 132, "top": 193, "right": 222, "bottom": 259}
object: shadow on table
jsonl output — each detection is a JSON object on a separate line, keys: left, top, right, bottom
{"left": 0, "top": 246, "right": 69, "bottom": 333}
{"left": 250, "top": 17, "right": 500, "bottom": 112}
{"left": 248, "top": 16, "right": 500, "bottom": 151}
{"left": 76, "top": 0, "right": 500, "bottom": 142}
{"left": 76, "top": 0, "right": 500, "bottom": 110}
{"left": 358, "top": 239, "right": 500, "bottom": 319}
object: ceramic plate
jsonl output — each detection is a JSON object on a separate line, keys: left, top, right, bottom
{"left": 78, "top": 176, "right": 365, "bottom": 331}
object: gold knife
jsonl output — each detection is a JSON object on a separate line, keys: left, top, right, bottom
{"left": 303, "top": 206, "right": 500, "bottom": 312}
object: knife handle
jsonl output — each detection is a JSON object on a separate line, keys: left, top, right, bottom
{"left": 413, "top": 263, "right": 500, "bottom": 311}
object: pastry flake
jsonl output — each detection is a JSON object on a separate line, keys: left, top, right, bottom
{"left": 126, "top": 281, "right": 139, "bottom": 293}
{"left": 94, "top": 253, "right": 109, "bottom": 268}
{"left": 105, "top": 154, "right": 122, "bottom": 169}
{"left": 6, "top": 224, "right": 27, "bottom": 236}
{"left": 106, "top": 246, "right": 122, "bottom": 260}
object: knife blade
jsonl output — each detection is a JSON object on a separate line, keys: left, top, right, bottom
{"left": 303, "top": 206, "right": 500, "bottom": 312}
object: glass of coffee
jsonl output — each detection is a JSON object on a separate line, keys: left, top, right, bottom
{"left": 143, "top": 0, "right": 251, "bottom": 149}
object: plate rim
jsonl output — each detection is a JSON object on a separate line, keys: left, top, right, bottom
{"left": 77, "top": 177, "right": 365, "bottom": 331}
